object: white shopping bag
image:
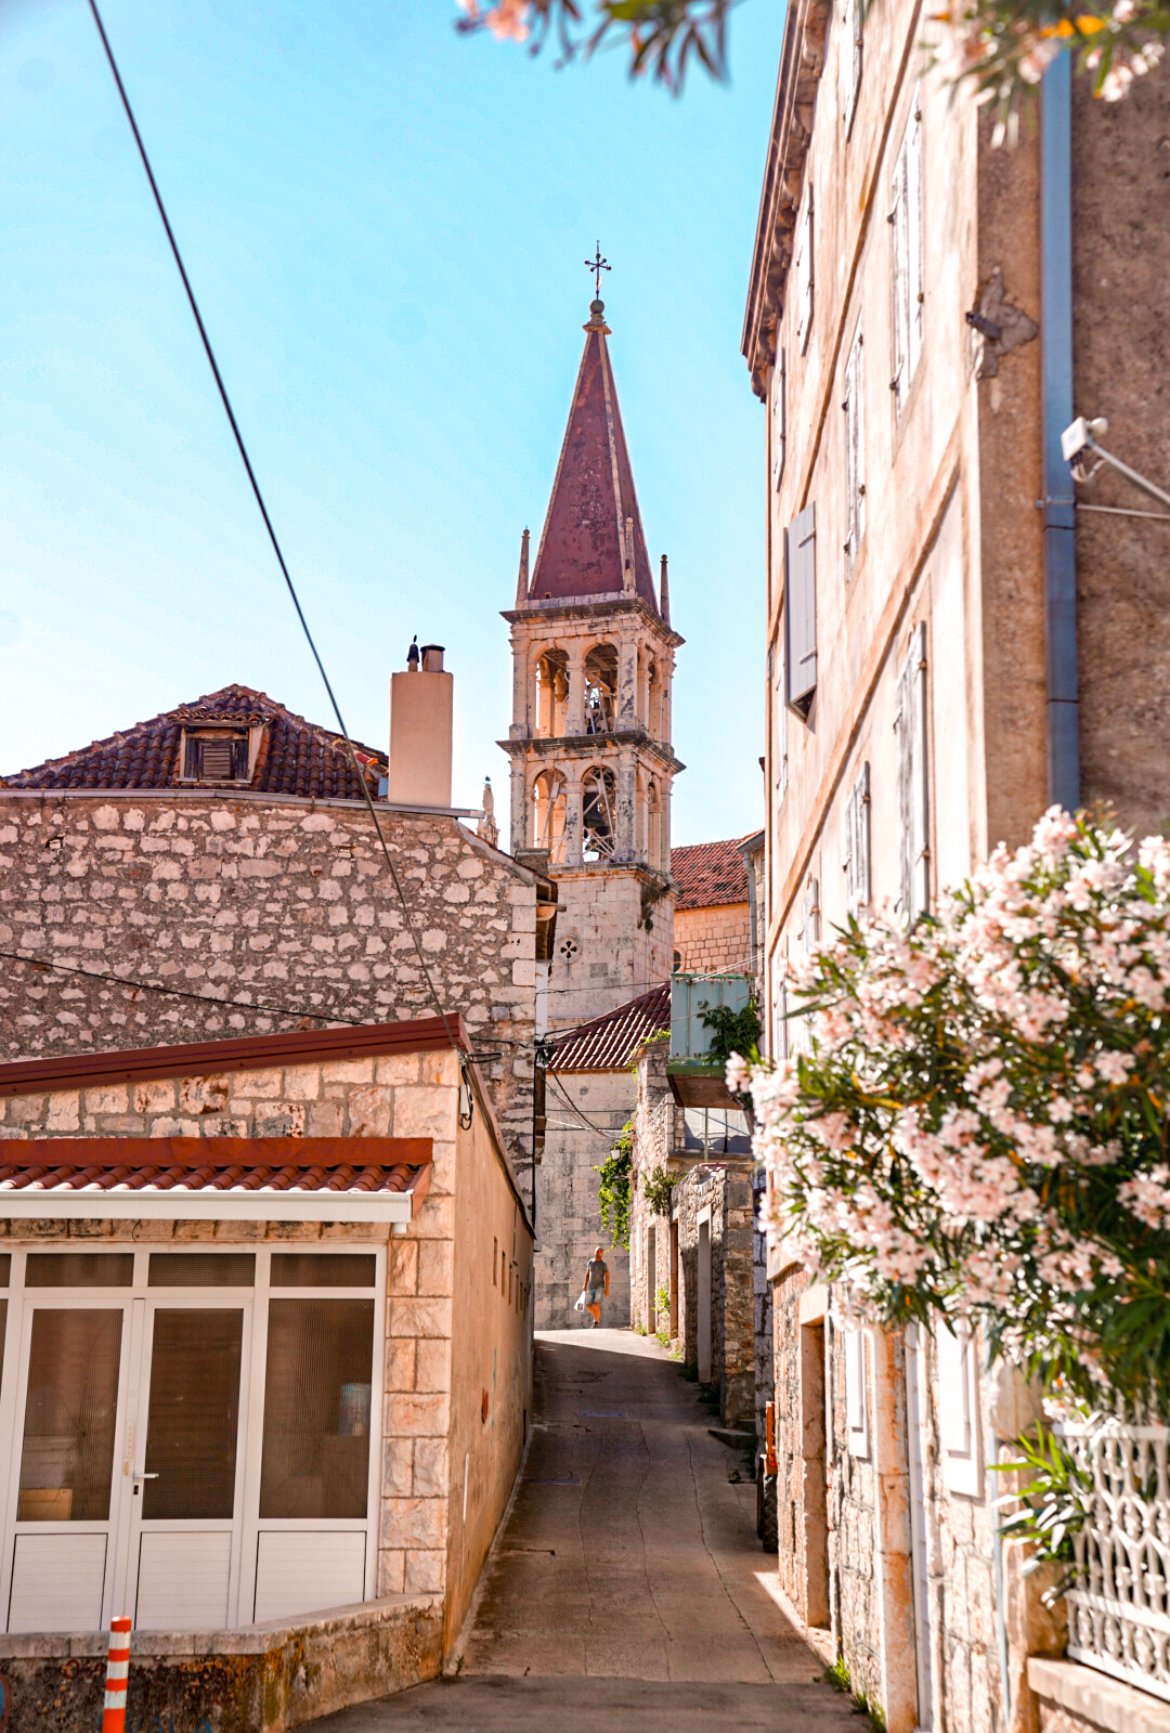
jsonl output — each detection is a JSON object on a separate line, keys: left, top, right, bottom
{"left": 573, "top": 1291, "right": 587, "bottom": 1312}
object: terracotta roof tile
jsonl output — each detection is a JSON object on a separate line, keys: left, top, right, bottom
{"left": 0, "top": 1148, "right": 425, "bottom": 1197}
{"left": 549, "top": 982, "right": 670, "bottom": 1073}
{"left": 1, "top": 685, "right": 387, "bottom": 801}
{"left": 671, "top": 837, "right": 752, "bottom": 910}
{"left": 527, "top": 307, "right": 658, "bottom": 611}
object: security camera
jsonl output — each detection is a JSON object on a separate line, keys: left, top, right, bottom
{"left": 1061, "top": 416, "right": 1109, "bottom": 464}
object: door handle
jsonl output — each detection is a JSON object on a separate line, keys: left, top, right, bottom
{"left": 133, "top": 1471, "right": 160, "bottom": 1483}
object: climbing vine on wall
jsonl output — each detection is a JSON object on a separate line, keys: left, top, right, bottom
{"left": 597, "top": 1121, "right": 633, "bottom": 1251}
{"left": 642, "top": 1163, "right": 677, "bottom": 1216}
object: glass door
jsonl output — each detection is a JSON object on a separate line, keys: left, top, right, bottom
{"left": 5, "top": 1302, "right": 129, "bottom": 1633}
{"left": 126, "top": 1301, "right": 249, "bottom": 1631}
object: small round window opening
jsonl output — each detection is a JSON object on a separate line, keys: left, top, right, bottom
{"left": 558, "top": 936, "right": 581, "bottom": 964}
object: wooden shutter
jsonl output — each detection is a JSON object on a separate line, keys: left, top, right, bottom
{"left": 895, "top": 624, "right": 930, "bottom": 922}
{"left": 770, "top": 958, "right": 789, "bottom": 1061}
{"left": 771, "top": 350, "right": 787, "bottom": 492}
{"left": 907, "top": 100, "right": 924, "bottom": 375}
{"left": 842, "top": 0, "right": 863, "bottom": 136}
{"left": 785, "top": 504, "right": 817, "bottom": 718}
{"left": 890, "top": 103, "right": 923, "bottom": 414}
{"left": 771, "top": 638, "right": 788, "bottom": 808}
{"left": 799, "top": 876, "right": 821, "bottom": 957}
{"left": 845, "top": 761, "right": 871, "bottom": 917}
{"left": 844, "top": 325, "right": 865, "bottom": 567}
{"left": 796, "top": 192, "right": 814, "bottom": 354}
{"left": 844, "top": 1328, "right": 869, "bottom": 1458}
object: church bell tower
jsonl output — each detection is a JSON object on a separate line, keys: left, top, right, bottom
{"left": 500, "top": 294, "right": 683, "bottom": 1028}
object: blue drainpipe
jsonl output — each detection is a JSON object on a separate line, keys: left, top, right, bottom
{"left": 1041, "top": 53, "right": 1081, "bottom": 814}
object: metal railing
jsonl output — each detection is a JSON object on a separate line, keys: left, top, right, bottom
{"left": 1062, "top": 1419, "right": 1170, "bottom": 1702}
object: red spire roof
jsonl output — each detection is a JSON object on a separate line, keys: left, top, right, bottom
{"left": 527, "top": 302, "right": 658, "bottom": 612}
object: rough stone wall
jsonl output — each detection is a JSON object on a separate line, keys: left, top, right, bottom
{"left": 1070, "top": 70, "right": 1170, "bottom": 839}
{"left": 770, "top": 1263, "right": 814, "bottom": 1614}
{"left": 673, "top": 1163, "right": 755, "bottom": 1427}
{"left": 673, "top": 902, "right": 752, "bottom": 975}
{"left": 0, "top": 1049, "right": 480, "bottom": 1609}
{"left": 0, "top": 793, "right": 541, "bottom": 1175}
{"left": 544, "top": 864, "right": 674, "bottom": 1029}
{"left": 826, "top": 1321, "right": 883, "bottom": 1709}
{"left": 535, "top": 1065, "right": 633, "bottom": 1328}
{"left": 753, "top": 1171, "right": 774, "bottom": 1451}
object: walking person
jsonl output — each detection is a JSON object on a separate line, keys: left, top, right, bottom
{"left": 582, "top": 1245, "right": 610, "bottom": 1328}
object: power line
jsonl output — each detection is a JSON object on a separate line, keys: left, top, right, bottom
{"left": 545, "top": 1069, "right": 629, "bottom": 1141}
{"left": 0, "top": 948, "right": 368, "bottom": 1028}
{"left": 85, "top": 0, "right": 466, "bottom": 1070}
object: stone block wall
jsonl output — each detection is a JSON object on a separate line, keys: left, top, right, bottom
{"left": 673, "top": 901, "right": 752, "bottom": 975}
{"left": 0, "top": 793, "right": 543, "bottom": 1176}
{"left": 0, "top": 1044, "right": 532, "bottom": 1652}
{"left": 753, "top": 1171, "right": 773, "bottom": 1451}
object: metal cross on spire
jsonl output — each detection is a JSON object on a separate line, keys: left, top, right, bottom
{"left": 585, "top": 242, "right": 611, "bottom": 299}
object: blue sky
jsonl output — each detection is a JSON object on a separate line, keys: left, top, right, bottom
{"left": 1, "top": 0, "right": 779, "bottom": 844}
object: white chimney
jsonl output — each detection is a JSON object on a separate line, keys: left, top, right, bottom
{"left": 389, "top": 640, "right": 453, "bottom": 808}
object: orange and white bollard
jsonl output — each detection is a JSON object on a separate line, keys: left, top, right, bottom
{"left": 100, "top": 1616, "right": 132, "bottom": 1733}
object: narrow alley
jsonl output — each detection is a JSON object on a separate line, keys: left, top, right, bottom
{"left": 312, "top": 1331, "right": 859, "bottom": 1731}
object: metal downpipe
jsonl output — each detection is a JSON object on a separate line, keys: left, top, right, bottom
{"left": 1041, "top": 53, "right": 1081, "bottom": 813}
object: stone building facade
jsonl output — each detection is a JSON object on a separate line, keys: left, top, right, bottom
{"left": 743, "top": 0, "right": 1170, "bottom": 1725}
{"left": 0, "top": 1016, "right": 532, "bottom": 1730}
{"left": 670, "top": 837, "right": 754, "bottom": 976}
{"left": 0, "top": 684, "right": 556, "bottom": 1193}
{"left": 627, "top": 1038, "right": 755, "bottom": 1429}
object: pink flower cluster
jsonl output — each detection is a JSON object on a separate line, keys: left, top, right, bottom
{"left": 733, "top": 809, "right": 1170, "bottom": 1400}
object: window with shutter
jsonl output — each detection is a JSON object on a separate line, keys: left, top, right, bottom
{"left": 771, "top": 350, "right": 787, "bottom": 492}
{"left": 844, "top": 761, "right": 871, "bottom": 917}
{"left": 935, "top": 1321, "right": 983, "bottom": 1496}
{"left": 770, "top": 637, "right": 789, "bottom": 809}
{"left": 183, "top": 730, "right": 250, "bottom": 784}
{"left": 843, "top": 1327, "right": 869, "bottom": 1458}
{"left": 784, "top": 503, "right": 817, "bottom": 719}
{"left": 890, "top": 101, "right": 923, "bottom": 417}
{"left": 843, "top": 324, "right": 865, "bottom": 568}
{"left": 770, "top": 956, "right": 789, "bottom": 1061}
{"left": 795, "top": 192, "right": 814, "bottom": 354}
{"left": 799, "top": 876, "right": 821, "bottom": 957}
{"left": 842, "top": 0, "right": 863, "bottom": 136}
{"left": 895, "top": 624, "right": 930, "bottom": 922}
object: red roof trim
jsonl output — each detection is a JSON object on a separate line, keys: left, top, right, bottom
{"left": 0, "top": 1015, "right": 468, "bottom": 1100}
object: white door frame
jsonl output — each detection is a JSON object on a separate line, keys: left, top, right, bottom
{"left": 0, "top": 1278, "right": 136, "bottom": 1633}
{"left": 124, "top": 1293, "right": 254, "bottom": 1630}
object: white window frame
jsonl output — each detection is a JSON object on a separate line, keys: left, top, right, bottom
{"left": 844, "top": 760, "right": 871, "bottom": 919}
{"left": 935, "top": 1319, "right": 983, "bottom": 1497}
{"left": 0, "top": 1245, "right": 385, "bottom": 1634}
{"left": 843, "top": 1326, "right": 870, "bottom": 1459}
{"left": 890, "top": 99, "right": 924, "bottom": 417}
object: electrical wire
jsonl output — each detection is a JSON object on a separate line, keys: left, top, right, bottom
{"left": 0, "top": 947, "right": 369, "bottom": 1027}
{"left": 85, "top": 0, "right": 466, "bottom": 1068}
{"left": 545, "top": 1068, "right": 630, "bottom": 1141}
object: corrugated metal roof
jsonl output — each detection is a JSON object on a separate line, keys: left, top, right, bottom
{"left": 548, "top": 983, "right": 670, "bottom": 1073}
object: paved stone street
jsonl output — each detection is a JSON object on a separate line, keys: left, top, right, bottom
{"left": 312, "top": 1330, "right": 858, "bottom": 1731}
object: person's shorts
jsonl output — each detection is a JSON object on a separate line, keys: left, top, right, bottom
{"left": 586, "top": 1287, "right": 604, "bottom": 1306}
